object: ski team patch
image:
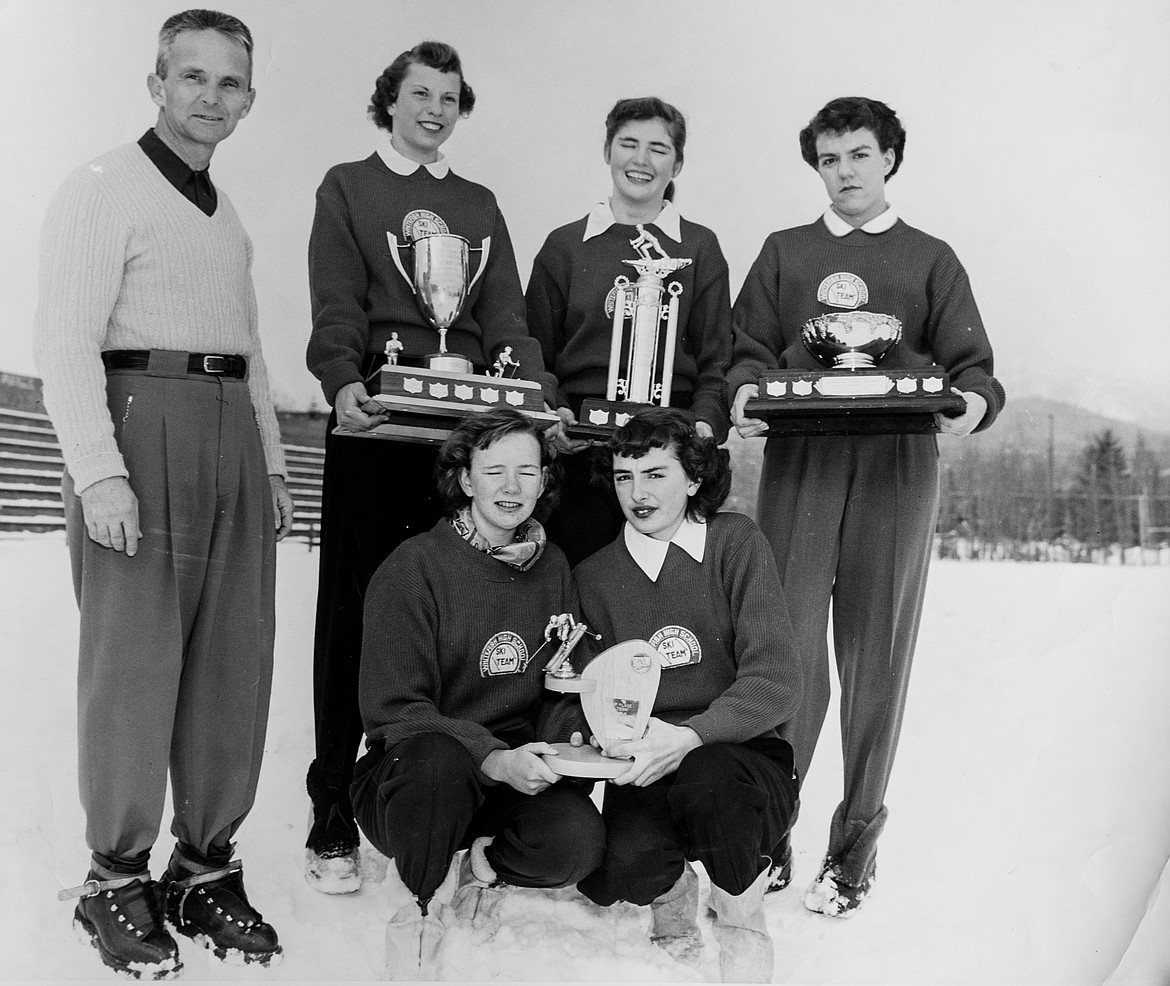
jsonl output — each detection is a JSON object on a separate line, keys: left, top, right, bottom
{"left": 480, "top": 631, "right": 529, "bottom": 676}
{"left": 649, "top": 625, "right": 701, "bottom": 668}
{"left": 402, "top": 209, "right": 449, "bottom": 242}
{"left": 816, "top": 272, "right": 868, "bottom": 310}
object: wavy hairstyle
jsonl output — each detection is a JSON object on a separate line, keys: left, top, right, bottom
{"left": 156, "top": 9, "right": 253, "bottom": 82}
{"left": 798, "top": 96, "right": 906, "bottom": 180}
{"left": 605, "top": 407, "right": 730, "bottom": 522}
{"left": 369, "top": 41, "right": 476, "bottom": 133}
{"left": 434, "top": 408, "right": 559, "bottom": 518}
{"left": 604, "top": 96, "right": 687, "bottom": 203}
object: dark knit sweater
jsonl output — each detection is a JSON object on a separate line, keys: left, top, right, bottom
{"left": 526, "top": 215, "right": 731, "bottom": 441}
{"left": 573, "top": 513, "right": 802, "bottom": 744}
{"left": 728, "top": 218, "right": 1005, "bottom": 429}
{"left": 306, "top": 153, "right": 556, "bottom": 405}
{"left": 359, "top": 519, "right": 573, "bottom": 766}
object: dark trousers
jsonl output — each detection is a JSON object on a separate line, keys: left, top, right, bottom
{"left": 757, "top": 432, "right": 939, "bottom": 884}
{"left": 578, "top": 739, "right": 797, "bottom": 906}
{"left": 351, "top": 732, "right": 605, "bottom": 905}
{"left": 308, "top": 413, "right": 442, "bottom": 845}
{"left": 63, "top": 369, "right": 276, "bottom": 872}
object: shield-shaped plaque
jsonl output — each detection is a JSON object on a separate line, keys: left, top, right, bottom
{"left": 543, "top": 639, "right": 661, "bottom": 779}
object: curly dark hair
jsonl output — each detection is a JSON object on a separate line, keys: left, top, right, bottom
{"left": 604, "top": 407, "right": 730, "bottom": 522}
{"left": 434, "top": 409, "right": 559, "bottom": 518}
{"left": 368, "top": 41, "right": 476, "bottom": 133}
{"left": 798, "top": 96, "right": 906, "bottom": 180}
{"left": 604, "top": 96, "right": 687, "bottom": 203}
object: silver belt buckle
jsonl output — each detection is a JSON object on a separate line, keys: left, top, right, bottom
{"left": 202, "top": 354, "right": 229, "bottom": 374}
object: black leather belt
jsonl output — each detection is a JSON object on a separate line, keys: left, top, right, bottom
{"left": 101, "top": 350, "right": 247, "bottom": 379}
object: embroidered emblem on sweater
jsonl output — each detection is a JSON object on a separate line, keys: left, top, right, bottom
{"left": 816, "top": 272, "right": 868, "bottom": 310}
{"left": 649, "top": 626, "right": 701, "bottom": 668}
{"left": 480, "top": 631, "right": 529, "bottom": 676}
{"left": 401, "top": 209, "right": 449, "bottom": 242}
{"left": 604, "top": 282, "right": 638, "bottom": 319}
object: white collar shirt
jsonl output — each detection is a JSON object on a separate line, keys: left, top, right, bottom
{"left": 822, "top": 205, "right": 899, "bottom": 237}
{"left": 583, "top": 199, "right": 683, "bottom": 242}
{"left": 623, "top": 514, "right": 707, "bottom": 582}
{"left": 376, "top": 141, "right": 450, "bottom": 179}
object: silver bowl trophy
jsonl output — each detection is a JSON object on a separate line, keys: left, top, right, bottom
{"left": 745, "top": 307, "right": 964, "bottom": 435}
{"left": 536, "top": 615, "right": 662, "bottom": 780}
{"left": 338, "top": 231, "right": 556, "bottom": 444}
{"left": 567, "top": 226, "right": 693, "bottom": 440}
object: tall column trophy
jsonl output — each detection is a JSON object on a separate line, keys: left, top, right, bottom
{"left": 744, "top": 309, "right": 965, "bottom": 435}
{"left": 567, "top": 226, "right": 692, "bottom": 440}
{"left": 349, "top": 232, "right": 555, "bottom": 444}
{"left": 536, "top": 615, "right": 662, "bottom": 780}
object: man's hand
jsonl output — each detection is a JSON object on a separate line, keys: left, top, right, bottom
{"left": 936, "top": 389, "right": 988, "bottom": 437}
{"left": 269, "top": 475, "right": 294, "bottom": 541}
{"left": 80, "top": 476, "right": 140, "bottom": 556}
{"left": 334, "top": 381, "right": 389, "bottom": 432}
{"left": 731, "top": 383, "right": 768, "bottom": 439}
{"left": 551, "top": 405, "right": 588, "bottom": 453}
{"left": 481, "top": 743, "right": 562, "bottom": 795}
{"left": 606, "top": 718, "right": 702, "bottom": 788}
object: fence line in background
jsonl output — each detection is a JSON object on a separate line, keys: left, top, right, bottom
{"left": 5, "top": 407, "right": 1168, "bottom": 564}
{"left": 0, "top": 407, "right": 323, "bottom": 547}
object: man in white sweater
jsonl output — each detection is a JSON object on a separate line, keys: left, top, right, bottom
{"left": 34, "top": 9, "right": 292, "bottom": 978}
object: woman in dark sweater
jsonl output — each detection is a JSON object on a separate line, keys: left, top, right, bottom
{"left": 573, "top": 408, "right": 801, "bottom": 982}
{"left": 526, "top": 98, "right": 732, "bottom": 566}
{"left": 302, "top": 41, "right": 556, "bottom": 892}
{"left": 352, "top": 408, "right": 604, "bottom": 980}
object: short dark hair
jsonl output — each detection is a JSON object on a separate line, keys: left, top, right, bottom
{"left": 604, "top": 97, "right": 687, "bottom": 202}
{"left": 799, "top": 96, "right": 906, "bottom": 180}
{"left": 605, "top": 407, "right": 730, "bottom": 522}
{"left": 434, "top": 409, "right": 559, "bottom": 517}
{"left": 369, "top": 41, "right": 475, "bottom": 133}
{"left": 156, "top": 9, "right": 253, "bottom": 81}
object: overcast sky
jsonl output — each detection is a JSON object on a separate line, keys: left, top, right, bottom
{"left": 3, "top": 0, "right": 1168, "bottom": 425}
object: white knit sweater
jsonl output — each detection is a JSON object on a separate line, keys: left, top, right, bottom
{"left": 33, "top": 142, "right": 287, "bottom": 492}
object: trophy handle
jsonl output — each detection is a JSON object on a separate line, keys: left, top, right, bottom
{"left": 467, "top": 236, "right": 492, "bottom": 290}
{"left": 386, "top": 233, "right": 416, "bottom": 292}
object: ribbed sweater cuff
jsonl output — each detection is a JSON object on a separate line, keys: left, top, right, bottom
{"left": 68, "top": 452, "right": 129, "bottom": 496}
{"left": 263, "top": 442, "right": 288, "bottom": 479}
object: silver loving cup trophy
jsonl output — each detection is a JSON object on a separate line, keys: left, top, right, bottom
{"left": 801, "top": 311, "right": 903, "bottom": 370}
{"left": 387, "top": 232, "right": 492, "bottom": 373}
{"left": 606, "top": 225, "right": 692, "bottom": 404}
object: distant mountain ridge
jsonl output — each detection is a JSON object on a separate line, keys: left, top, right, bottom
{"left": 940, "top": 395, "right": 1170, "bottom": 464}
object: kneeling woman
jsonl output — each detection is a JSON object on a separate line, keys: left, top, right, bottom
{"left": 352, "top": 409, "right": 604, "bottom": 980}
{"left": 573, "top": 408, "right": 802, "bottom": 983}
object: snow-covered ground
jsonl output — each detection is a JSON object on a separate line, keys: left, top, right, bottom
{"left": 2, "top": 534, "right": 1169, "bottom": 985}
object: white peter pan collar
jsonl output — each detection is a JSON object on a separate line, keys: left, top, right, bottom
{"left": 377, "top": 140, "right": 450, "bottom": 178}
{"left": 822, "top": 205, "right": 899, "bottom": 237}
{"left": 583, "top": 199, "right": 682, "bottom": 242}
{"left": 623, "top": 514, "right": 707, "bottom": 582}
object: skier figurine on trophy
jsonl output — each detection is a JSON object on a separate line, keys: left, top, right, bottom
{"left": 567, "top": 226, "right": 692, "bottom": 440}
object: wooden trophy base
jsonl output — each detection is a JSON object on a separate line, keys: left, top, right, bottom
{"left": 564, "top": 399, "right": 692, "bottom": 442}
{"left": 333, "top": 365, "right": 557, "bottom": 445}
{"left": 543, "top": 742, "right": 631, "bottom": 779}
{"left": 744, "top": 366, "right": 966, "bottom": 436}
{"left": 541, "top": 639, "right": 661, "bottom": 779}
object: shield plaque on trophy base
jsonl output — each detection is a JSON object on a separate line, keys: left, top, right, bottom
{"left": 744, "top": 365, "right": 965, "bottom": 436}
{"left": 542, "top": 639, "right": 661, "bottom": 780}
{"left": 335, "top": 365, "right": 558, "bottom": 445}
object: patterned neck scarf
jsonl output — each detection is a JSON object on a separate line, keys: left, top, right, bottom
{"left": 451, "top": 506, "right": 546, "bottom": 572}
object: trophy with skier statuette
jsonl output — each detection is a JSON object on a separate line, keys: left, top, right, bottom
{"left": 744, "top": 308, "right": 966, "bottom": 436}
{"left": 338, "top": 231, "right": 555, "bottom": 444}
{"left": 537, "top": 615, "right": 661, "bottom": 780}
{"left": 567, "top": 225, "right": 692, "bottom": 440}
